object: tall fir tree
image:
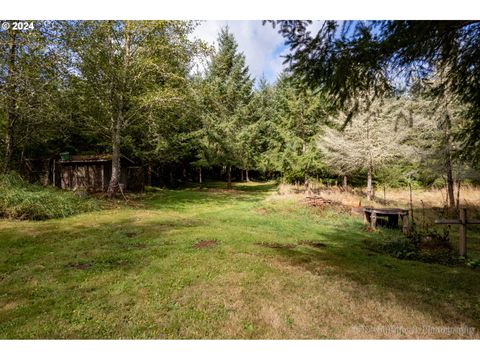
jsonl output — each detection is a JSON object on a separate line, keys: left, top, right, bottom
{"left": 199, "top": 27, "right": 254, "bottom": 187}
{"left": 266, "top": 74, "right": 331, "bottom": 187}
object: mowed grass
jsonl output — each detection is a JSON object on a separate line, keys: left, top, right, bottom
{"left": 0, "top": 182, "right": 479, "bottom": 339}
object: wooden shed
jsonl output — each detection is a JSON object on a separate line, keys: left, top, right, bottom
{"left": 55, "top": 154, "right": 144, "bottom": 192}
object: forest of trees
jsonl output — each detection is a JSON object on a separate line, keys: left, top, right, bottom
{"left": 1, "top": 20, "right": 479, "bottom": 205}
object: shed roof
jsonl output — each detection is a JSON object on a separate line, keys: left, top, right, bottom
{"left": 58, "top": 154, "right": 112, "bottom": 164}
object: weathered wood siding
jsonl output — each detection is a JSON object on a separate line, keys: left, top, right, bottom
{"left": 60, "top": 163, "right": 107, "bottom": 192}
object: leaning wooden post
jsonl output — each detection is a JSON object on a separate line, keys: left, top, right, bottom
{"left": 459, "top": 208, "right": 467, "bottom": 257}
{"left": 371, "top": 211, "right": 377, "bottom": 230}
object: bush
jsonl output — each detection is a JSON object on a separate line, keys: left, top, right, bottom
{"left": 366, "top": 228, "right": 460, "bottom": 266}
{"left": 0, "top": 172, "right": 98, "bottom": 220}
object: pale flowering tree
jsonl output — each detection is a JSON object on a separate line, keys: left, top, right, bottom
{"left": 318, "top": 97, "right": 417, "bottom": 200}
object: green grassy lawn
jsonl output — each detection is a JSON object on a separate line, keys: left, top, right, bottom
{"left": 0, "top": 182, "right": 479, "bottom": 339}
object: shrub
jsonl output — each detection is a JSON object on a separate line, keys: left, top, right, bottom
{"left": 366, "top": 228, "right": 460, "bottom": 266}
{"left": 466, "top": 258, "right": 480, "bottom": 269}
{"left": 0, "top": 172, "right": 98, "bottom": 220}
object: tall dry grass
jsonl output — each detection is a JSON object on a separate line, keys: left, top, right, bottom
{"left": 274, "top": 182, "right": 480, "bottom": 225}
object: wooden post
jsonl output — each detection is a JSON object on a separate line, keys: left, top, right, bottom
{"left": 147, "top": 163, "right": 152, "bottom": 186}
{"left": 52, "top": 159, "right": 56, "bottom": 187}
{"left": 434, "top": 209, "right": 480, "bottom": 256}
{"left": 459, "top": 208, "right": 467, "bottom": 257}
{"left": 402, "top": 213, "right": 410, "bottom": 235}
{"left": 371, "top": 211, "right": 377, "bottom": 230}
{"left": 408, "top": 181, "right": 414, "bottom": 224}
{"left": 101, "top": 164, "right": 105, "bottom": 191}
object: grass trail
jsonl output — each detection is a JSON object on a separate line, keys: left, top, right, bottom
{"left": 0, "top": 182, "right": 479, "bottom": 339}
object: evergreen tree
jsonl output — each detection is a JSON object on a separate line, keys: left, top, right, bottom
{"left": 265, "top": 74, "right": 331, "bottom": 187}
{"left": 199, "top": 27, "right": 254, "bottom": 187}
{"left": 242, "top": 78, "right": 276, "bottom": 181}
{"left": 408, "top": 78, "right": 479, "bottom": 209}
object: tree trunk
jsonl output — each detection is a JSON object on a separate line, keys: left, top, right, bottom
{"left": 226, "top": 165, "right": 232, "bottom": 189}
{"left": 446, "top": 157, "right": 455, "bottom": 209}
{"left": 3, "top": 125, "right": 14, "bottom": 174}
{"left": 442, "top": 108, "right": 456, "bottom": 209}
{"left": 299, "top": 89, "right": 309, "bottom": 194}
{"left": 147, "top": 163, "right": 152, "bottom": 186}
{"left": 3, "top": 30, "right": 18, "bottom": 174}
{"left": 107, "top": 22, "right": 130, "bottom": 198}
{"left": 342, "top": 175, "right": 348, "bottom": 191}
{"left": 408, "top": 181, "right": 415, "bottom": 224}
{"left": 246, "top": 169, "right": 250, "bottom": 182}
{"left": 107, "top": 121, "right": 121, "bottom": 197}
{"left": 367, "top": 162, "right": 373, "bottom": 201}
{"left": 456, "top": 179, "right": 461, "bottom": 210}
{"left": 240, "top": 169, "right": 244, "bottom": 182}
{"left": 198, "top": 167, "right": 202, "bottom": 185}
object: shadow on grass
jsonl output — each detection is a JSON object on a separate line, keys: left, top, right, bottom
{"left": 2, "top": 189, "right": 480, "bottom": 338}
{"left": 266, "top": 221, "right": 480, "bottom": 330}
{"left": 148, "top": 181, "right": 277, "bottom": 193}
{"left": 144, "top": 187, "right": 268, "bottom": 211}
{"left": 231, "top": 182, "right": 277, "bottom": 192}
{"left": 0, "top": 214, "right": 213, "bottom": 338}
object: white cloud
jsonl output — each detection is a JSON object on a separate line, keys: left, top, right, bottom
{"left": 191, "top": 20, "right": 324, "bottom": 85}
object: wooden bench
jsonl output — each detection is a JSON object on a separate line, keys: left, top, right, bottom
{"left": 363, "top": 207, "right": 410, "bottom": 234}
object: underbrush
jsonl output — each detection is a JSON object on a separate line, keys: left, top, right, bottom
{"left": 365, "top": 228, "right": 466, "bottom": 266}
{"left": 0, "top": 172, "right": 99, "bottom": 220}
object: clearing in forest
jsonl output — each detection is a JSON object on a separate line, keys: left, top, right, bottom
{"left": 0, "top": 182, "right": 479, "bottom": 339}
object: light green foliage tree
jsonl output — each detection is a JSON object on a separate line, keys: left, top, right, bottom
{"left": 0, "top": 21, "right": 68, "bottom": 173}
{"left": 66, "top": 20, "right": 198, "bottom": 195}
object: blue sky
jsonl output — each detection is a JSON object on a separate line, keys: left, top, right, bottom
{"left": 191, "top": 20, "right": 323, "bottom": 85}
